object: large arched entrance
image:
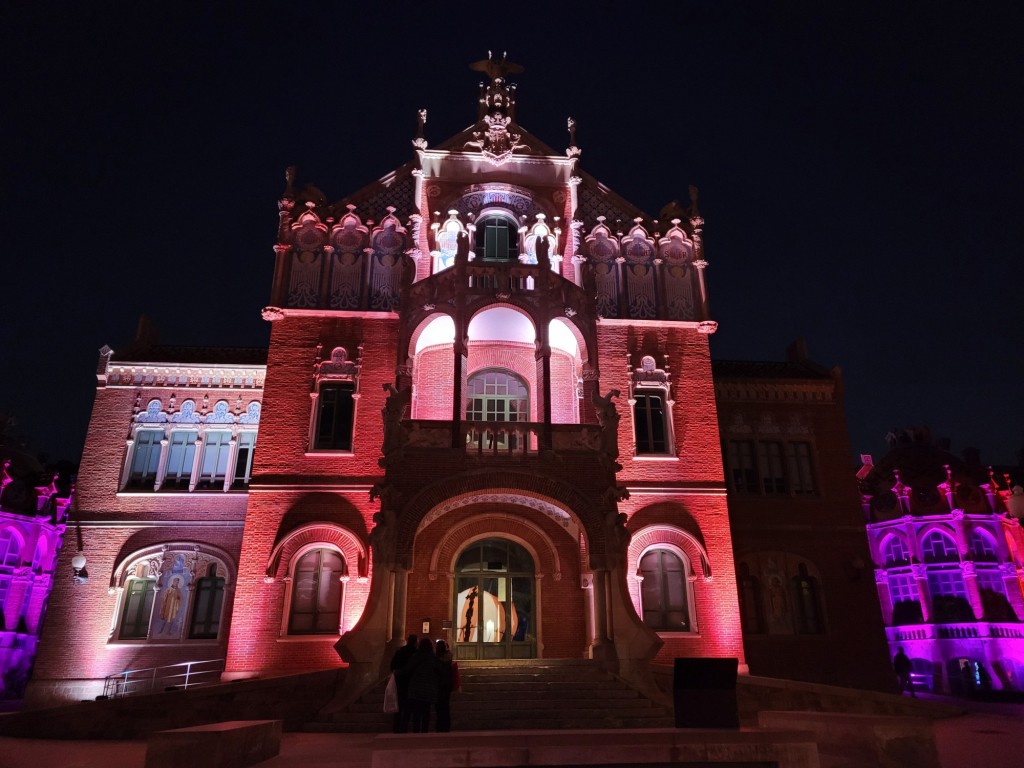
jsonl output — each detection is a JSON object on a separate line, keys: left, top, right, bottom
{"left": 453, "top": 537, "right": 536, "bottom": 660}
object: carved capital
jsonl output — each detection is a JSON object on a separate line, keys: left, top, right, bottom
{"left": 261, "top": 306, "right": 285, "bottom": 322}
{"left": 696, "top": 320, "right": 718, "bottom": 335}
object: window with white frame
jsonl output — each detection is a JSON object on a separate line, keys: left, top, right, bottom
{"left": 122, "top": 398, "right": 261, "bottom": 492}
{"left": 633, "top": 392, "right": 669, "bottom": 454}
{"left": 197, "top": 430, "right": 232, "bottom": 489}
{"left": 232, "top": 431, "right": 256, "bottom": 488}
{"left": 921, "top": 530, "right": 959, "bottom": 563}
{"left": 638, "top": 548, "right": 694, "bottom": 632}
{"left": 164, "top": 430, "right": 198, "bottom": 489}
{"left": 631, "top": 356, "right": 673, "bottom": 456}
{"left": 288, "top": 548, "right": 345, "bottom": 635}
{"left": 128, "top": 429, "right": 163, "bottom": 489}
{"left": 310, "top": 346, "right": 360, "bottom": 453}
{"left": 314, "top": 382, "right": 356, "bottom": 451}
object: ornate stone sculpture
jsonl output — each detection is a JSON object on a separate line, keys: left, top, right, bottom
{"left": 379, "top": 382, "right": 411, "bottom": 468}
{"left": 592, "top": 389, "right": 622, "bottom": 472}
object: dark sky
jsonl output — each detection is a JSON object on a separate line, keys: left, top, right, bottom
{"left": 2, "top": 2, "right": 1021, "bottom": 467}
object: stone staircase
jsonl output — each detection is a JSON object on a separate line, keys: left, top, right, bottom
{"left": 306, "top": 659, "right": 674, "bottom": 732}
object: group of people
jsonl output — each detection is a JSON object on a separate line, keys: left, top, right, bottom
{"left": 389, "top": 635, "right": 460, "bottom": 733}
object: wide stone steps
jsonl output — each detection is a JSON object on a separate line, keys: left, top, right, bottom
{"left": 305, "top": 660, "right": 673, "bottom": 733}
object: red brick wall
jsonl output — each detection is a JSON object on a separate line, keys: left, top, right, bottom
{"left": 717, "top": 376, "right": 895, "bottom": 690}
{"left": 413, "top": 341, "right": 578, "bottom": 424}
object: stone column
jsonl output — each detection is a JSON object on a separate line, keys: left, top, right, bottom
{"left": 961, "top": 562, "right": 983, "bottom": 620}
{"left": 590, "top": 568, "right": 612, "bottom": 658}
{"left": 875, "top": 569, "right": 895, "bottom": 625}
{"left": 912, "top": 564, "right": 931, "bottom": 622}
{"left": 154, "top": 436, "right": 170, "bottom": 491}
{"left": 1003, "top": 563, "right": 1024, "bottom": 621}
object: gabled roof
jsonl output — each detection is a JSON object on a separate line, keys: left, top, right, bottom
{"left": 712, "top": 359, "right": 833, "bottom": 381}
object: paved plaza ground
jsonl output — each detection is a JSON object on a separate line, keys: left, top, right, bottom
{"left": 1, "top": 696, "right": 1020, "bottom": 768}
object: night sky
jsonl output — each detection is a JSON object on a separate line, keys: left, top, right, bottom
{"left": 2, "top": 2, "right": 1021, "bottom": 467}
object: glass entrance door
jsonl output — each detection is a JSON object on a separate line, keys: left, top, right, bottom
{"left": 454, "top": 538, "right": 535, "bottom": 660}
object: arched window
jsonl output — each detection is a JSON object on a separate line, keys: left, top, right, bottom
{"left": 288, "top": 548, "right": 344, "bottom": 635}
{"left": 790, "top": 563, "right": 824, "bottom": 634}
{"left": 120, "top": 567, "right": 157, "bottom": 640}
{"left": 968, "top": 529, "right": 998, "bottom": 561}
{"left": 465, "top": 369, "right": 529, "bottom": 423}
{"left": 454, "top": 538, "right": 536, "bottom": 656}
{"left": 737, "top": 562, "right": 764, "bottom": 634}
{"left": 881, "top": 535, "right": 911, "bottom": 567}
{"left": 0, "top": 529, "right": 20, "bottom": 624}
{"left": 921, "top": 530, "right": 959, "bottom": 563}
{"left": 639, "top": 549, "right": 692, "bottom": 632}
{"left": 0, "top": 529, "right": 20, "bottom": 568}
{"left": 189, "top": 563, "right": 226, "bottom": 639}
{"left": 474, "top": 215, "right": 520, "bottom": 261}
{"left": 32, "top": 538, "right": 47, "bottom": 572}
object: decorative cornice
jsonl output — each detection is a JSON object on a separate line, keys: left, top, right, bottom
{"left": 104, "top": 364, "right": 266, "bottom": 389}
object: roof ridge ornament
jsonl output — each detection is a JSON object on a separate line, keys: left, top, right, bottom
{"left": 412, "top": 109, "right": 428, "bottom": 150}
{"left": 471, "top": 51, "right": 522, "bottom": 122}
{"left": 469, "top": 51, "right": 524, "bottom": 82}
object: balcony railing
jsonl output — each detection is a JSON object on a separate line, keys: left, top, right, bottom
{"left": 102, "top": 658, "right": 225, "bottom": 698}
{"left": 888, "top": 622, "right": 1024, "bottom": 643}
{"left": 405, "top": 419, "right": 603, "bottom": 457}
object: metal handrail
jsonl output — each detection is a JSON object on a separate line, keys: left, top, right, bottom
{"left": 102, "top": 658, "right": 225, "bottom": 698}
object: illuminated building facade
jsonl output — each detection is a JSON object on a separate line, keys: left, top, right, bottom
{"left": 28, "top": 59, "right": 894, "bottom": 706}
{"left": 859, "top": 434, "right": 1024, "bottom": 695}
{"left": 0, "top": 457, "right": 72, "bottom": 708}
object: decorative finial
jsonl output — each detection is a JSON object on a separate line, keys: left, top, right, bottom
{"left": 688, "top": 185, "right": 700, "bottom": 217}
{"left": 470, "top": 53, "right": 524, "bottom": 81}
{"left": 412, "top": 109, "right": 428, "bottom": 149}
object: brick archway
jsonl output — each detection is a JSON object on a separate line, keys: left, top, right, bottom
{"left": 393, "top": 469, "right": 606, "bottom": 568}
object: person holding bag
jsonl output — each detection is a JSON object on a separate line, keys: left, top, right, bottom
{"left": 434, "top": 639, "right": 458, "bottom": 732}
